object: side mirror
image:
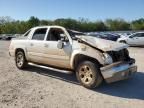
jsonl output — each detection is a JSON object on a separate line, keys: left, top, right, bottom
{"left": 60, "top": 34, "right": 69, "bottom": 42}
{"left": 60, "top": 34, "right": 66, "bottom": 41}
{"left": 57, "top": 40, "right": 64, "bottom": 49}
{"left": 60, "top": 34, "right": 66, "bottom": 38}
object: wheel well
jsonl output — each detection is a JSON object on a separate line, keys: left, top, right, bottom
{"left": 15, "top": 48, "right": 25, "bottom": 56}
{"left": 119, "top": 40, "right": 127, "bottom": 43}
{"left": 73, "top": 54, "right": 102, "bottom": 70}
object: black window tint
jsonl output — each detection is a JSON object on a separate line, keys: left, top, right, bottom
{"left": 132, "top": 34, "right": 139, "bottom": 37}
{"left": 47, "top": 28, "right": 64, "bottom": 41}
{"left": 133, "top": 33, "right": 144, "bottom": 37}
{"left": 32, "top": 28, "right": 47, "bottom": 40}
{"left": 142, "top": 33, "right": 144, "bottom": 37}
{"left": 138, "top": 33, "right": 144, "bottom": 37}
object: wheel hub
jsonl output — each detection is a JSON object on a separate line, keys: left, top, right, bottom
{"left": 79, "top": 65, "right": 93, "bottom": 84}
{"left": 16, "top": 54, "right": 24, "bottom": 67}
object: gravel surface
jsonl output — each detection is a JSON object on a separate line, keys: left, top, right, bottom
{"left": 0, "top": 41, "right": 144, "bottom": 108}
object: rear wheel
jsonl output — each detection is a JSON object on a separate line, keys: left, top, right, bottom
{"left": 76, "top": 61, "right": 103, "bottom": 89}
{"left": 15, "top": 50, "right": 28, "bottom": 69}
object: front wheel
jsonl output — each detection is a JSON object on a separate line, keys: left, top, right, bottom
{"left": 15, "top": 51, "right": 28, "bottom": 69}
{"left": 76, "top": 61, "right": 103, "bottom": 89}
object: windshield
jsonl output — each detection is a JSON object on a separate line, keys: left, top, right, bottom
{"left": 67, "top": 29, "right": 85, "bottom": 38}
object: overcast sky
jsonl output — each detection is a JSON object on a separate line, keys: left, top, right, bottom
{"left": 0, "top": 0, "right": 144, "bottom": 21}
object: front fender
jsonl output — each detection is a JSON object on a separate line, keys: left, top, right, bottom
{"left": 70, "top": 49, "right": 105, "bottom": 69}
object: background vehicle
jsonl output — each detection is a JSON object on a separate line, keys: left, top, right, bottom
{"left": 87, "top": 33, "right": 120, "bottom": 41}
{"left": 117, "top": 32, "right": 144, "bottom": 46}
{"left": 9, "top": 26, "right": 137, "bottom": 89}
{"left": 0, "top": 34, "right": 16, "bottom": 40}
{"left": 100, "top": 33, "right": 120, "bottom": 41}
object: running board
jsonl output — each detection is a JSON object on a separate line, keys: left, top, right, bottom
{"left": 28, "top": 63, "right": 73, "bottom": 74}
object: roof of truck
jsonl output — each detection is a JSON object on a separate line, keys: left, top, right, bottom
{"left": 31, "top": 25, "right": 65, "bottom": 29}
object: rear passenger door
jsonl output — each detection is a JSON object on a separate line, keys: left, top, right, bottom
{"left": 27, "top": 28, "right": 48, "bottom": 63}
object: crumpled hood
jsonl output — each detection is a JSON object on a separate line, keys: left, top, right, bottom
{"left": 76, "top": 35, "right": 129, "bottom": 52}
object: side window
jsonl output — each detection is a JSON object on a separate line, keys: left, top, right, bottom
{"left": 137, "top": 33, "right": 144, "bottom": 37}
{"left": 132, "top": 34, "right": 139, "bottom": 38}
{"left": 47, "top": 28, "right": 65, "bottom": 41}
{"left": 133, "top": 33, "right": 144, "bottom": 38}
{"left": 142, "top": 33, "right": 144, "bottom": 37}
{"left": 32, "top": 28, "right": 47, "bottom": 40}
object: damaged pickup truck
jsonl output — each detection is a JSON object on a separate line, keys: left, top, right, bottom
{"left": 9, "top": 26, "right": 137, "bottom": 89}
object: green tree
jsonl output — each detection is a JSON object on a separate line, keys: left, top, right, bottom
{"left": 40, "top": 20, "right": 54, "bottom": 25}
{"left": 15, "top": 21, "right": 30, "bottom": 34}
{"left": 1, "top": 22, "right": 16, "bottom": 34}
{"left": 1, "top": 16, "right": 144, "bottom": 34}
{"left": 131, "top": 18, "right": 144, "bottom": 30}
{"left": 28, "top": 16, "right": 40, "bottom": 28}
{"left": 106, "top": 19, "right": 131, "bottom": 31}
{"left": 54, "top": 18, "right": 79, "bottom": 30}
{"left": 94, "top": 21, "right": 108, "bottom": 31}
{"left": 0, "top": 16, "right": 14, "bottom": 24}
{"left": 0, "top": 26, "right": 2, "bottom": 34}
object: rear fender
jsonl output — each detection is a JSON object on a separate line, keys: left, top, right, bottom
{"left": 14, "top": 46, "right": 28, "bottom": 60}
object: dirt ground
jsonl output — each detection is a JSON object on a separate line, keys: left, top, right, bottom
{"left": 0, "top": 41, "right": 144, "bottom": 108}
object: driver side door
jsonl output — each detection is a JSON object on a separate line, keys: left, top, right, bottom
{"left": 42, "top": 28, "right": 72, "bottom": 69}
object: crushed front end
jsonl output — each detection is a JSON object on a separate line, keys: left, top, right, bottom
{"left": 100, "top": 48, "right": 137, "bottom": 83}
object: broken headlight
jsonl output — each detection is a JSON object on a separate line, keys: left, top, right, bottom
{"left": 102, "top": 53, "right": 113, "bottom": 65}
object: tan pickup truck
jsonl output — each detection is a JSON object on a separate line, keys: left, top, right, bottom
{"left": 9, "top": 26, "right": 137, "bottom": 89}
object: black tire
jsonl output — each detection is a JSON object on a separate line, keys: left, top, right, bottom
{"left": 76, "top": 61, "right": 103, "bottom": 89}
{"left": 15, "top": 50, "right": 28, "bottom": 69}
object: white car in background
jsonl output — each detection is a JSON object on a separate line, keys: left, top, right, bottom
{"left": 117, "top": 32, "right": 144, "bottom": 46}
